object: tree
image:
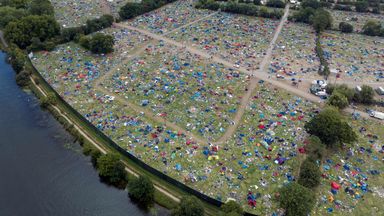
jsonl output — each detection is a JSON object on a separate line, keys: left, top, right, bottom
{"left": 355, "top": 1, "right": 369, "bottom": 12}
{"left": 362, "top": 20, "right": 382, "bottom": 36}
{"left": 277, "top": 182, "right": 316, "bottom": 216}
{"left": 79, "top": 35, "right": 91, "bottom": 50}
{"left": 354, "top": 85, "right": 375, "bottom": 104}
{"left": 266, "top": 0, "right": 285, "bottom": 8}
{"left": 292, "top": 7, "right": 315, "bottom": 23}
{"left": 305, "top": 136, "right": 326, "bottom": 160}
{"left": 127, "top": 176, "right": 155, "bottom": 208}
{"left": 29, "top": 0, "right": 54, "bottom": 16}
{"left": 298, "top": 158, "right": 321, "bottom": 188}
{"left": 305, "top": 106, "right": 357, "bottom": 148}
{"left": 89, "top": 33, "right": 114, "bottom": 54}
{"left": 221, "top": 200, "right": 243, "bottom": 216}
{"left": 311, "top": 8, "right": 333, "bottom": 32}
{"left": 327, "top": 90, "right": 349, "bottom": 109}
{"left": 301, "top": 0, "right": 322, "bottom": 9}
{"left": 0, "top": 0, "right": 30, "bottom": 8}
{"left": 60, "top": 27, "right": 85, "bottom": 43}
{"left": 79, "top": 33, "right": 114, "bottom": 54}
{"left": 119, "top": 2, "right": 144, "bottom": 20}
{"left": 90, "top": 148, "right": 101, "bottom": 167}
{"left": 4, "top": 15, "right": 60, "bottom": 48}
{"left": 0, "top": 6, "right": 28, "bottom": 28}
{"left": 172, "top": 196, "right": 204, "bottom": 216}
{"left": 326, "top": 84, "right": 355, "bottom": 102}
{"left": 339, "top": 22, "right": 353, "bottom": 33}
{"left": 96, "top": 153, "right": 127, "bottom": 187}
{"left": 84, "top": 14, "right": 114, "bottom": 34}
{"left": 6, "top": 45, "right": 26, "bottom": 73}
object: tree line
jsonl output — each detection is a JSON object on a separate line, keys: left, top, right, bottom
{"left": 195, "top": 0, "right": 284, "bottom": 19}
{"left": 277, "top": 105, "right": 358, "bottom": 215}
{"left": 291, "top": 0, "right": 384, "bottom": 37}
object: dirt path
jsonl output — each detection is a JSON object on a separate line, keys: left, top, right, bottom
{"left": 115, "top": 8, "right": 382, "bottom": 127}
{"left": 30, "top": 76, "right": 181, "bottom": 203}
{"left": 94, "top": 39, "right": 156, "bottom": 87}
{"left": 0, "top": 30, "right": 8, "bottom": 48}
{"left": 96, "top": 86, "right": 209, "bottom": 145}
{"left": 214, "top": 5, "right": 290, "bottom": 144}
{"left": 164, "top": 11, "right": 219, "bottom": 35}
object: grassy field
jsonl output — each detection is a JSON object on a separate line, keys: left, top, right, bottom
{"left": 30, "top": 1, "right": 384, "bottom": 214}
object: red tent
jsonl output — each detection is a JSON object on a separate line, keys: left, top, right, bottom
{"left": 331, "top": 182, "right": 341, "bottom": 190}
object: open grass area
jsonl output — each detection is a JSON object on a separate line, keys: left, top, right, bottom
{"left": 30, "top": 1, "right": 384, "bottom": 214}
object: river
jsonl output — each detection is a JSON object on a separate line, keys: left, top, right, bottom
{"left": 0, "top": 52, "right": 168, "bottom": 216}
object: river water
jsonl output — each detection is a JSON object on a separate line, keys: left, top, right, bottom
{"left": 0, "top": 52, "right": 167, "bottom": 216}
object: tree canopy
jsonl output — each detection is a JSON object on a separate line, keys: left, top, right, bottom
{"left": 221, "top": 200, "right": 243, "bottom": 216}
{"left": 305, "top": 135, "right": 326, "bottom": 160}
{"left": 327, "top": 90, "right": 349, "bottom": 109}
{"left": 79, "top": 33, "right": 114, "bottom": 54}
{"left": 305, "top": 106, "right": 357, "bottom": 148}
{"left": 339, "top": 22, "right": 354, "bottom": 33}
{"left": 312, "top": 8, "right": 333, "bottom": 32}
{"left": 298, "top": 158, "right": 321, "bottom": 188}
{"left": 0, "top": 6, "right": 28, "bottom": 28}
{"left": 354, "top": 85, "right": 375, "bottom": 104}
{"left": 96, "top": 153, "right": 127, "bottom": 187}
{"left": 127, "top": 175, "right": 155, "bottom": 208}
{"left": 4, "top": 15, "right": 60, "bottom": 48}
{"left": 28, "top": 0, "right": 54, "bottom": 16}
{"left": 326, "top": 84, "right": 355, "bottom": 102}
{"left": 362, "top": 20, "right": 383, "bottom": 36}
{"left": 277, "top": 182, "right": 316, "bottom": 216}
{"left": 355, "top": 1, "right": 369, "bottom": 12}
{"left": 171, "top": 196, "right": 204, "bottom": 216}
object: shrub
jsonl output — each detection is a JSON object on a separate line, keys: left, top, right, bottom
{"left": 15, "top": 70, "right": 30, "bottom": 86}
{"left": 339, "top": 22, "right": 353, "bottom": 33}
{"left": 362, "top": 20, "right": 382, "bottom": 36}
